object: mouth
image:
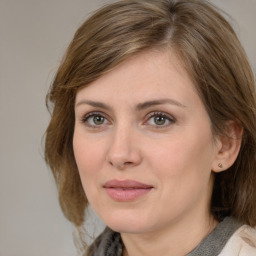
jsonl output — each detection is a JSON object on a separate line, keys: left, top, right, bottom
{"left": 103, "top": 179, "right": 153, "bottom": 202}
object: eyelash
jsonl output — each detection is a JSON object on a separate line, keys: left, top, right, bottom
{"left": 80, "top": 111, "right": 175, "bottom": 129}
{"left": 81, "top": 111, "right": 110, "bottom": 128}
{"left": 144, "top": 112, "right": 175, "bottom": 128}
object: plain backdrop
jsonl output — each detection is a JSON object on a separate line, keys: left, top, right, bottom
{"left": 0, "top": 1, "right": 255, "bottom": 255}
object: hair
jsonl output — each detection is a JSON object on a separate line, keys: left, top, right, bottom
{"left": 45, "top": 0, "right": 256, "bottom": 243}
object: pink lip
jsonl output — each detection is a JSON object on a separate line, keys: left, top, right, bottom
{"left": 103, "top": 179, "right": 153, "bottom": 202}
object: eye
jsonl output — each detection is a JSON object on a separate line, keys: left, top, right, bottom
{"left": 81, "top": 112, "right": 110, "bottom": 127}
{"left": 145, "top": 112, "right": 175, "bottom": 127}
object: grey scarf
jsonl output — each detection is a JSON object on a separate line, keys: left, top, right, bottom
{"left": 89, "top": 217, "right": 241, "bottom": 256}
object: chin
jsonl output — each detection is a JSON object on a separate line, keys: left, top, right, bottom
{"left": 108, "top": 222, "right": 149, "bottom": 234}
{"left": 101, "top": 209, "right": 153, "bottom": 234}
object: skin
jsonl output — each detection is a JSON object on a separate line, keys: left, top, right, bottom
{"left": 73, "top": 49, "right": 228, "bottom": 256}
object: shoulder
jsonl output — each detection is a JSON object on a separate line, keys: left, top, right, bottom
{"left": 219, "top": 225, "right": 256, "bottom": 256}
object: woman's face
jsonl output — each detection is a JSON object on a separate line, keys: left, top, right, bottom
{"left": 73, "top": 50, "right": 220, "bottom": 235}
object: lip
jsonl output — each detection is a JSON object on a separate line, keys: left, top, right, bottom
{"left": 103, "top": 179, "right": 153, "bottom": 202}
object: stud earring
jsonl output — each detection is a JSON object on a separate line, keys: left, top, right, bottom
{"left": 218, "top": 163, "right": 223, "bottom": 168}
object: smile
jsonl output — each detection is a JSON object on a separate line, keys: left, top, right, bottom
{"left": 103, "top": 179, "right": 153, "bottom": 202}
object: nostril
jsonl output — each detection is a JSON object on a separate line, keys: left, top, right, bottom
{"left": 124, "top": 161, "right": 133, "bottom": 166}
{"left": 108, "top": 160, "right": 135, "bottom": 170}
{"left": 106, "top": 145, "right": 142, "bottom": 170}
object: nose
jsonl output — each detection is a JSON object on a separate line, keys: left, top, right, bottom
{"left": 106, "top": 125, "right": 142, "bottom": 170}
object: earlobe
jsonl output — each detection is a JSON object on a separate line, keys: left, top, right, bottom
{"left": 212, "top": 121, "right": 243, "bottom": 173}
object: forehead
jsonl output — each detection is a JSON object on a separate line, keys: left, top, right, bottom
{"left": 75, "top": 49, "right": 199, "bottom": 107}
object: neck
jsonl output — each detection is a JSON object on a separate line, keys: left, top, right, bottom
{"left": 121, "top": 214, "right": 218, "bottom": 256}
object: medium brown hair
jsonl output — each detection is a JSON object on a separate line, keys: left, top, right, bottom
{"left": 45, "top": 0, "right": 256, "bottom": 232}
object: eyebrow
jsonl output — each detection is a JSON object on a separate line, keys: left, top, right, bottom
{"left": 75, "top": 100, "right": 112, "bottom": 110}
{"left": 75, "top": 98, "right": 186, "bottom": 110}
{"left": 135, "top": 98, "right": 186, "bottom": 110}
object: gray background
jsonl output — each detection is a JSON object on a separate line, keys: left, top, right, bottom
{"left": 0, "top": 1, "right": 255, "bottom": 256}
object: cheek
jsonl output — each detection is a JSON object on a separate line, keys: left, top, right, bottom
{"left": 150, "top": 134, "right": 215, "bottom": 216}
{"left": 73, "top": 136, "right": 107, "bottom": 210}
{"left": 73, "top": 131, "right": 107, "bottom": 187}
{"left": 148, "top": 128, "right": 215, "bottom": 189}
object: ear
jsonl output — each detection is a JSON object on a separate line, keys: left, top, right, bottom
{"left": 212, "top": 121, "right": 243, "bottom": 173}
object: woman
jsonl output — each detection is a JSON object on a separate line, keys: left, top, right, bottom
{"left": 45, "top": 0, "right": 256, "bottom": 255}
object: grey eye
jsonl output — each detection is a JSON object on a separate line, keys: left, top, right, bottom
{"left": 154, "top": 116, "right": 167, "bottom": 125}
{"left": 82, "top": 112, "right": 109, "bottom": 127}
{"left": 146, "top": 112, "right": 175, "bottom": 128}
{"left": 93, "top": 115, "right": 105, "bottom": 125}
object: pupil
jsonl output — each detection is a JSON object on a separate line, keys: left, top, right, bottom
{"left": 154, "top": 116, "right": 165, "bottom": 125}
{"left": 94, "top": 116, "right": 104, "bottom": 124}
